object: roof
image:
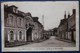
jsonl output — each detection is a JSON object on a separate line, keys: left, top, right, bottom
{"left": 58, "top": 18, "right": 67, "bottom": 27}
{"left": 4, "top": 5, "right": 25, "bottom": 17}
{"left": 32, "top": 17, "right": 43, "bottom": 27}
{"left": 9, "top": 5, "right": 18, "bottom": 8}
{"left": 25, "top": 12, "right": 32, "bottom": 17}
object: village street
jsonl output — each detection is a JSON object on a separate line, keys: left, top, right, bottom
{"left": 13, "top": 36, "right": 76, "bottom": 48}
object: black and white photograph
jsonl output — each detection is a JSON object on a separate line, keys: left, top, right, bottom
{"left": 1, "top": 1, "right": 79, "bottom": 52}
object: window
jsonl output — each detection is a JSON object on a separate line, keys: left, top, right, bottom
{"left": 21, "top": 19, "right": 23, "bottom": 27}
{"left": 16, "top": 9, "right": 18, "bottom": 13}
{"left": 10, "top": 31, "right": 14, "bottom": 41}
{"left": 25, "top": 24, "right": 27, "bottom": 28}
{"left": 6, "top": 17, "right": 9, "bottom": 25}
{"left": 15, "top": 17, "right": 17, "bottom": 26}
{"left": 19, "top": 18, "right": 21, "bottom": 26}
{"left": 19, "top": 31, "right": 22, "bottom": 40}
{"left": 8, "top": 15, "right": 13, "bottom": 26}
{"left": 11, "top": 16, "right": 13, "bottom": 25}
{"left": 13, "top": 8, "right": 16, "bottom": 12}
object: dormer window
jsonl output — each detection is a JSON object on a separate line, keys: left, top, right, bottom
{"left": 13, "top": 8, "right": 18, "bottom": 13}
{"left": 13, "top": 7, "right": 16, "bottom": 13}
{"left": 16, "top": 9, "right": 18, "bottom": 13}
{"left": 9, "top": 5, "right": 18, "bottom": 13}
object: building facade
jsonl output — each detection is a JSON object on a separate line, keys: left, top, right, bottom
{"left": 32, "top": 17, "right": 44, "bottom": 41}
{"left": 58, "top": 12, "right": 68, "bottom": 39}
{"left": 4, "top": 5, "right": 27, "bottom": 46}
{"left": 58, "top": 9, "right": 76, "bottom": 42}
{"left": 4, "top": 5, "right": 44, "bottom": 47}
{"left": 67, "top": 9, "right": 76, "bottom": 42}
{"left": 52, "top": 28, "right": 58, "bottom": 36}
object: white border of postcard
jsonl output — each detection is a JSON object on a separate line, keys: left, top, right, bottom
{"left": 1, "top": 1, "right": 79, "bottom": 52}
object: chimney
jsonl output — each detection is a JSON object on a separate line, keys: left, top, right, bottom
{"left": 4, "top": 4, "right": 8, "bottom": 9}
{"left": 4, "top": 4, "right": 8, "bottom": 7}
{"left": 72, "top": 9, "right": 76, "bottom": 14}
{"left": 64, "top": 11, "right": 66, "bottom": 19}
{"left": 68, "top": 12, "right": 70, "bottom": 18}
{"left": 33, "top": 17, "right": 39, "bottom": 21}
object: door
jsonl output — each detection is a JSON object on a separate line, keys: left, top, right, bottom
{"left": 71, "top": 31, "right": 75, "bottom": 42}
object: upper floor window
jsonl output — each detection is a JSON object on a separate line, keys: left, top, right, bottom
{"left": 8, "top": 15, "right": 13, "bottom": 26}
{"left": 19, "top": 18, "right": 21, "bottom": 26}
{"left": 6, "top": 17, "right": 9, "bottom": 25}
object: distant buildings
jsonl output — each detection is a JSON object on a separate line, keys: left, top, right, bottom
{"left": 57, "top": 9, "right": 76, "bottom": 42}
{"left": 43, "top": 30, "right": 52, "bottom": 39}
{"left": 52, "top": 28, "right": 58, "bottom": 36}
{"left": 4, "top": 5, "right": 44, "bottom": 47}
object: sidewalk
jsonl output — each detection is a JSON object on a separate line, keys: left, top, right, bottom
{"left": 55, "top": 37, "right": 75, "bottom": 43}
{"left": 6, "top": 39, "right": 47, "bottom": 47}
{"left": 5, "top": 41, "right": 27, "bottom": 47}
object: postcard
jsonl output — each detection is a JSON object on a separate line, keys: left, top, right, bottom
{"left": 1, "top": 1, "right": 79, "bottom": 52}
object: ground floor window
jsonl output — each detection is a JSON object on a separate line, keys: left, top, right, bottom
{"left": 10, "top": 31, "right": 14, "bottom": 41}
{"left": 19, "top": 31, "right": 22, "bottom": 40}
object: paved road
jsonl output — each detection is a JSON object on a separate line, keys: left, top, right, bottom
{"left": 13, "top": 36, "right": 76, "bottom": 48}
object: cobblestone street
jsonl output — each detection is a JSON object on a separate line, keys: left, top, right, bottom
{"left": 13, "top": 36, "right": 76, "bottom": 48}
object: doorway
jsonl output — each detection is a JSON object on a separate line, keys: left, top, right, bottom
{"left": 71, "top": 31, "right": 75, "bottom": 42}
{"left": 26, "top": 28, "right": 32, "bottom": 42}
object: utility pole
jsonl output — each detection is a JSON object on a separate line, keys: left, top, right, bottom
{"left": 42, "top": 15, "right": 45, "bottom": 39}
{"left": 42, "top": 15, "right": 44, "bottom": 27}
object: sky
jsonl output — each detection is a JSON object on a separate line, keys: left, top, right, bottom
{"left": 2, "top": 1, "right": 79, "bottom": 30}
